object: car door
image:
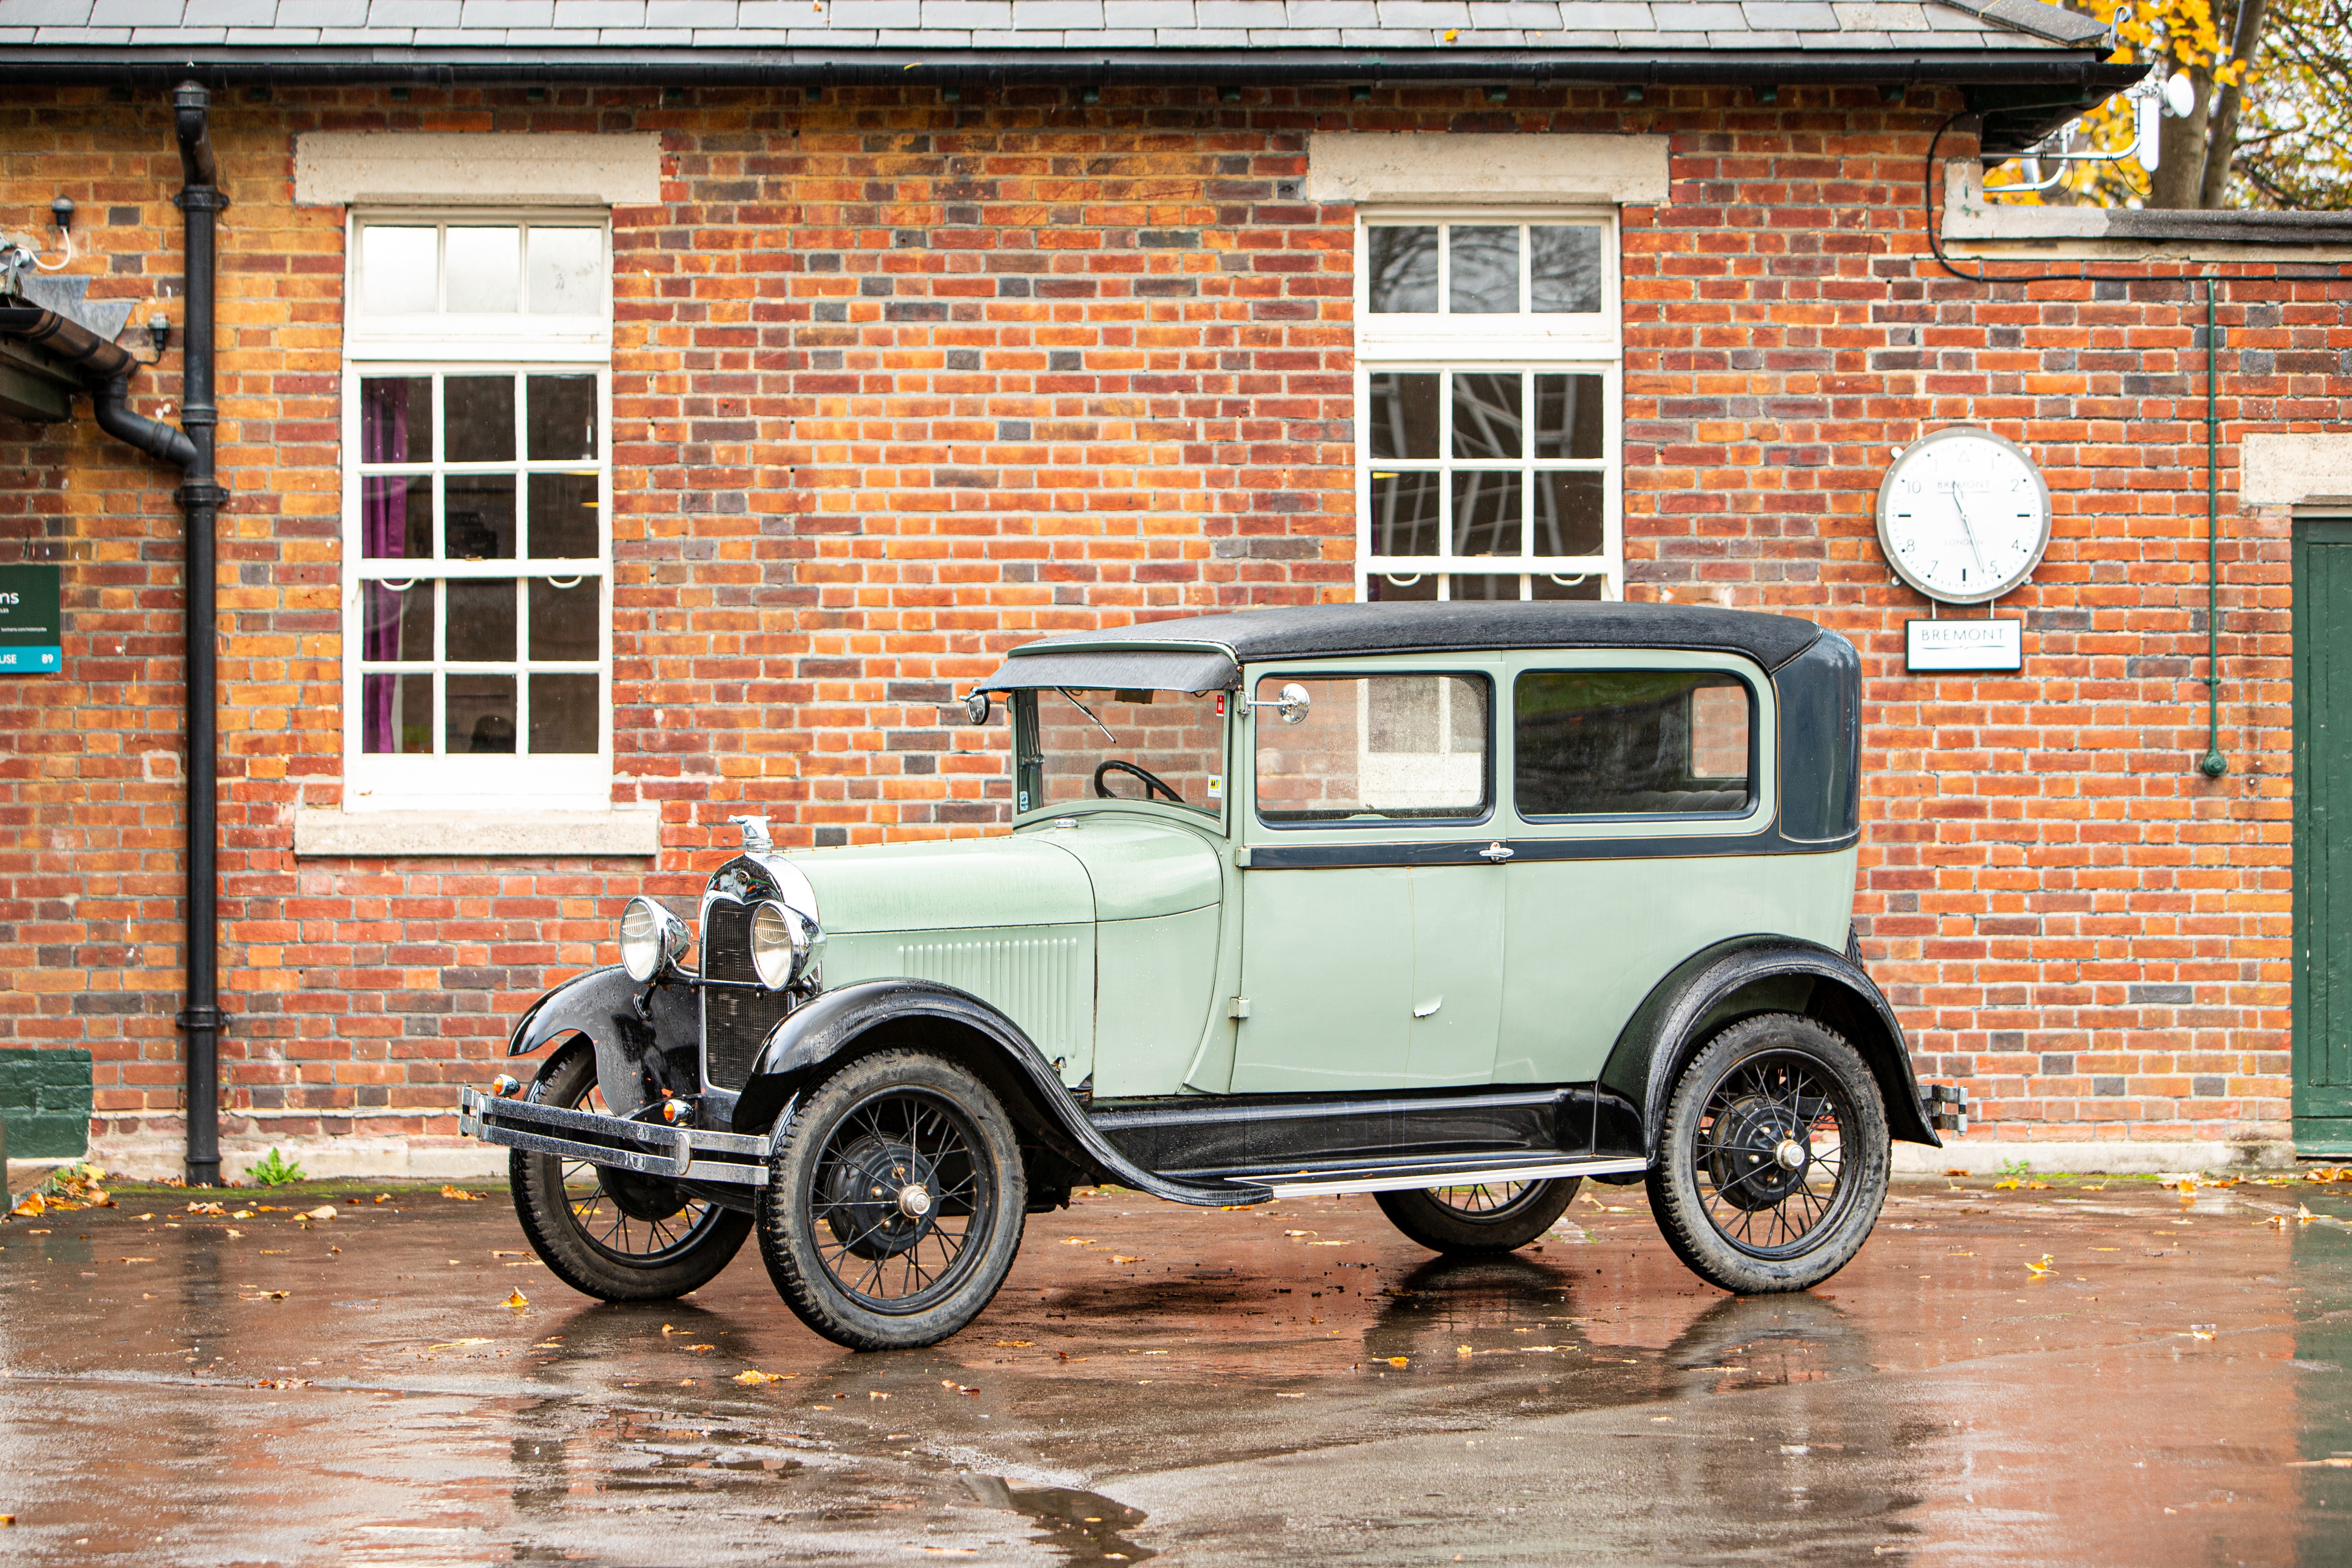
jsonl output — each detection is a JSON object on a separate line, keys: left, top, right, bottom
{"left": 1231, "top": 664, "right": 1505, "bottom": 1092}
{"left": 1495, "top": 650, "right": 1795, "bottom": 1085}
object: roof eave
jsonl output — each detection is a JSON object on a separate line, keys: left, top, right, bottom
{"left": 0, "top": 46, "right": 2142, "bottom": 93}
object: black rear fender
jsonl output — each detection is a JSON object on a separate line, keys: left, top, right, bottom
{"left": 734, "top": 979, "right": 1271, "bottom": 1206}
{"left": 505, "top": 965, "right": 699, "bottom": 1122}
{"left": 1600, "top": 936, "right": 1939, "bottom": 1156}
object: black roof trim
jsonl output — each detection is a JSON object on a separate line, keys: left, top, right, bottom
{"left": 0, "top": 50, "right": 2141, "bottom": 92}
{"left": 1010, "top": 602, "right": 1823, "bottom": 674}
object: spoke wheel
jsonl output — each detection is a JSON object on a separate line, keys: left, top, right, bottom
{"left": 1377, "top": 1176, "right": 1579, "bottom": 1255}
{"left": 1647, "top": 1014, "right": 1890, "bottom": 1295}
{"left": 758, "top": 1049, "right": 1027, "bottom": 1351}
{"left": 508, "top": 1042, "right": 751, "bottom": 1303}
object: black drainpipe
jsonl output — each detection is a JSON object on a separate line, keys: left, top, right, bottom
{"left": 173, "top": 80, "right": 227, "bottom": 1188}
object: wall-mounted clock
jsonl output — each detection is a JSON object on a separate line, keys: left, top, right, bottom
{"left": 1874, "top": 427, "right": 2053, "bottom": 605}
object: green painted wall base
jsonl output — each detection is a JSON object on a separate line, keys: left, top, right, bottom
{"left": 0, "top": 1049, "right": 93, "bottom": 1159}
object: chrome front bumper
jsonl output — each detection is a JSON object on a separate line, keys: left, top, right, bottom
{"left": 458, "top": 1086, "right": 772, "bottom": 1187}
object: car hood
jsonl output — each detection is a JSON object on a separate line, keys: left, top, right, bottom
{"left": 785, "top": 816, "right": 1222, "bottom": 934}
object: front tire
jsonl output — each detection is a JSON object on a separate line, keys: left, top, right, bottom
{"left": 510, "top": 1043, "right": 752, "bottom": 1302}
{"left": 756, "top": 1049, "right": 1028, "bottom": 1352}
{"left": 1376, "top": 1177, "right": 1580, "bottom": 1255}
{"left": 1645, "top": 1013, "right": 1890, "bottom": 1294}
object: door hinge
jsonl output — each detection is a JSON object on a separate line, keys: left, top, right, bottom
{"left": 1228, "top": 997, "right": 1251, "bottom": 1019}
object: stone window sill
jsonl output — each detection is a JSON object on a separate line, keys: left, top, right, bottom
{"left": 292, "top": 807, "right": 661, "bottom": 859}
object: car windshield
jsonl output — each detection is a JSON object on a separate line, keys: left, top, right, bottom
{"left": 1017, "top": 688, "right": 1226, "bottom": 816}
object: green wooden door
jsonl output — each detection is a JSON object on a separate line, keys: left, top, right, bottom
{"left": 2296, "top": 519, "right": 2352, "bottom": 1150}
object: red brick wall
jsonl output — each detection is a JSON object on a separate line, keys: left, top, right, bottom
{"left": 0, "top": 80, "right": 2332, "bottom": 1171}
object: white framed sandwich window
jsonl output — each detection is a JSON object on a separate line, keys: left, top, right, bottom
{"left": 1355, "top": 213, "right": 1622, "bottom": 603}
{"left": 338, "top": 213, "right": 613, "bottom": 811}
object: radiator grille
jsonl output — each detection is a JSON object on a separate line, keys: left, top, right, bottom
{"left": 701, "top": 899, "right": 793, "bottom": 1091}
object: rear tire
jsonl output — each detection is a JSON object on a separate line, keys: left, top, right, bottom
{"left": 756, "top": 1049, "right": 1028, "bottom": 1351}
{"left": 1376, "top": 1177, "right": 1580, "bottom": 1255}
{"left": 510, "top": 1043, "right": 752, "bottom": 1302}
{"left": 1645, "top": 1013, "right": 1889, "bottom": 1294}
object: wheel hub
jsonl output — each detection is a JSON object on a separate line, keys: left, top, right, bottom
{"left": 597, "top": 1166, "right": 689, "bottom": 1223}
{"left": 820, "top": 1134, "right": 940, "bottom": 1259}
{"left": 1706, "top": 1095, "right": 1813, "bottom": 1211}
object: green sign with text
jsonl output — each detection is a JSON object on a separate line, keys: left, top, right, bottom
{"left": 0, "top": 564, "right": 61, "bottom": 674}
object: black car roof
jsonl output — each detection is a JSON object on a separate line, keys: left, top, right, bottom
{"left": 1007, "top": 602, "right": 1823, "bottom": 673}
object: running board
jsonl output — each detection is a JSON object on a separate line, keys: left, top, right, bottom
{"left": 1237, "top": 1153, "right": 1649, "bottom": 1200}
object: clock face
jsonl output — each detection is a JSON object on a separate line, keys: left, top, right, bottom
{"left": 1874, "top": 427, "right": 2052, "bottom": 604}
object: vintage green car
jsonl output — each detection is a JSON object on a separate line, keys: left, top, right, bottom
{"left": 461, "top": 603, "right": 1964, "bottom": 1350}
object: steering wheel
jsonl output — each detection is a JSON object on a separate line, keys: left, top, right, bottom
{"left": 1093, "top": 759, "right": 1184, "bottom": 804}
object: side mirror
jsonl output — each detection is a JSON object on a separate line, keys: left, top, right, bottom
{"left": 963, "top": 691, "right": 991, "bottom": 725}
{"left": 1274, "top": 682, "right": 1310, "bottom": 725}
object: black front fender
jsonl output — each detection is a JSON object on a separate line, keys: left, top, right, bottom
{"left": 737, "top": 978, "right": 1273, "bottom": 1207}
{"left": 1600, "top": 936, "right": 1939, "bottom": 1156}
{"left": 506, "top": 965, "right": 699, "bottom": 1122}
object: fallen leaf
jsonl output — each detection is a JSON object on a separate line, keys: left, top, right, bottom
{"left": 2299, "top": 1205, "right": 2319, "bottom": 1224}
{"left": 1993, "top": 1178, "right": 2021, "bottom": 1191}
{"left": 732, "top": 1369, "right": 791, "bottom": 1385}
{"left": 1943, "top": 1168, "right": 1968, "bottom": 1176}
{"left": 2190, "top": 1325, "right": 2217, "bottom": 1341}
{"left": 428, "top": 1337, "right": 494, "bottom": 1350}
{"left": 1456, "top": 1344, "right": 1475, "bottom": 1356}
{"left": 186, "top": 1201, "right": 225, "bottom": 1216}
{"left": 661, "top": 1323, "right": 678, "bottom": 1335}
{"left": 503, "top": 1289, "right": 530, "bottom": 1308}
{"left": 992, "top": 1340, "right": 1032, "bottom": 1348}
{"left": 224, "top": 1228, "right": 244, "bottom": 1239}
{"left": 868, "top": 1390, "right": 891, "bottom": 1400}
{"left": 442, "top": 1186, "right": 484, "bottom": 1202}
{"left": 1274, "top": 1391, "right": 1305, "bottom": 1398}
{"left": 1387, "top": 1356, "right": 1410, "bottom": 1367}
{"left": 1111, "top": 1255, "right": 1144, "bottom": 1264}
{"left": 298, "top": 1206, "right": 337, "bottom": 1221}
{"left": 373, "top": 1193, "right": 391, "bottom": 1204}
{"left": 682, "top": 1343, "right": 714, "bottom": 1353}
{"left": 2026, "top": 1181, "right": 2052, "bottom": 1191}
{"left": 1310, "top": 1240, "right": 1349, "bottom": 1246}
{"left": 231, "top": 1210, "right": 255, "bottom": 1220}
{"left": 1284, "top": 1230, "right": 1313, "bottom": 1237}
{"left": 2027, "top": 1254, "right": 2054, "bottom": 1277}
{"left": 1060, "top": 1236, "right": 1097, "bottom": 1245}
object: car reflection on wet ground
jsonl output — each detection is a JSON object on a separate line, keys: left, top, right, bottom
{"left": 3, "top": 1171, "right": 2350, "bottom": 1565}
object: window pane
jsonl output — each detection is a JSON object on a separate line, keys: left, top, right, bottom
{"left": 362, "top": 672, "right": 435, "bottom": 755}
{"left": 527, "top": 472, "right": 600, "bottom": 559}
{"left": 447, "top": 675, "right": 517, "bottom": 754}
{"left": 528, "top": 229, "right": 602, "bottom": 315}
{"left": 1449, "top": 574, "right": 1522, "bottom": 602}
{"left": 1530, "top": 572, "right": 1603, "bottom": 601}
{"left": 444, "top": 475, "right": 517, "bottom": 560}
{"left": 1024, "top": 690, "right": 1227, "bottom": 814}
{"left": 1514, "top": 671, "right": 1752, "bottom": 817}
{"left": 1449, "top": 225, "right": 1518, "bottom": 314}
{"left": 1530, "top": 472, "right": 1605, "bottom": 557}
{"left": 1255, "top": 675, "right": 1487, "bottom": 823}
{"left": 358, "top": 227, "right": 436, "bottom": 316}
{"left": 1530, "top": 226, "right": 1603, "bottom": 314}
{"left": 1451, "top": 372, "right": 1522, "bottom": 460}
{"left": 444, "top": 376, "right": 516, "bottom": 463}
{"left": 1369, "top": 471, "right": 1443, "bottom": 558}
{"left": 526, "top": 374, "right": 598, "bottom": 461}
{"left": 1367, "top": 372, "right": 1440, "bottom": 460}
{"left": 1533, "top": 374, "right": 1605, "bottom": 459}
{"left": 1367, "top": 226, "right": 1438, "bottom": 314}
{"left": 1367, "top": 572, "right": 1438, "bottom": 602}
{"left": 1452, "top": 471, "right": 1522, "bottom": 557}
{"left": 362, "top": 581, "right": 433, "bottom": 662}
{"left": 529, "top": 673, "right": 600, "bottom": 754}
{"left": 360, "top": 475, "right": 432, "bottom": 560}
{"left": 359, "top": 376, "right": 432, "bottom": 464}
{"left": 444, "top": 227, "right": 521, "bottom": 314}
{"left": 528, "top": 578, "right": 599, "bottom": 662}
{"left": 446, "top": 579, "right": 517, "bottom": 662}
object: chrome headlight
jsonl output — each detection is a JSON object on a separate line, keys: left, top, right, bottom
{"left": 750, "top": 900, "right": 820, "bottom": 991}
{"left": 618, "top": 896, "right": 691, "bottom": 982}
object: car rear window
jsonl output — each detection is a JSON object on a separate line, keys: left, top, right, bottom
{"left": 1514, "top": 670, "right": 1752, "bottom": 818}
{"left": 1254, "top": 673, "right": 1490, "bottom": 825}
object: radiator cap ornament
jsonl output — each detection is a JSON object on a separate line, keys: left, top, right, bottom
{"left": 728, "top": 814, "right": 774, "bottom": 852}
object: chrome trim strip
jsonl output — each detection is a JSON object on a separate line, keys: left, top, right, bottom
{"left": 1253, "top": 1154, "right": 1649, "bottom": 1198}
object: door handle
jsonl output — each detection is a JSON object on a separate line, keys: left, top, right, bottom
{"left": 1479, "top": 842, "right": 1514, "bottom": 862}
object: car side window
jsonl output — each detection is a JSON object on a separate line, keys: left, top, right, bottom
{"left": 1514, "top": 669, "right": 1752, "bottom": 818}
{"left": 1255, "top": 674, "right": 1490, "bottom": 825}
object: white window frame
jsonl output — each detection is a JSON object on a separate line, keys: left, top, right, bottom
{"left": 338, "top": 210, "right": 615, "bottom": 813}
{"left": 1355, "top": 209, "right": 1624, "bottom": 603}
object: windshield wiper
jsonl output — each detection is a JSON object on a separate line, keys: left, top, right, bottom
{"left": 1055, "top": 689, "right": 1118, "bottom": 743}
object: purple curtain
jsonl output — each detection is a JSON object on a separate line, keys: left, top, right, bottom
{"left": 359, "top": 381, "right": 412, "bottom": 753}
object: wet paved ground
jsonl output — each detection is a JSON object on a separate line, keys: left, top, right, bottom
{"left": 5, "top": 1171, "right": 2352, "bottom": 1566}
